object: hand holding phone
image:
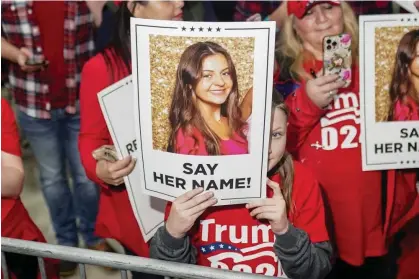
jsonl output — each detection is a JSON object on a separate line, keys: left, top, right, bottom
{"left": 17, "top": 47, "right": 48, "bottom": 72}
{"left": 323, "top": 33, "right": 352, "bottom": 88}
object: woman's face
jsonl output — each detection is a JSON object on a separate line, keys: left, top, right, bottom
{"left": 410, "top": 42, "right": 419, "bottom": 78}
{"left": 131, "top": 1, "right": 184, "bottom": 21}
{"left": 193, "top": 54, "right": 233, "bottom": 107}
{"left": 268, "top": 108, "right": 287, "bottom": 172}
{"left": 293, "top": 3, "right": 344, "bottom": 53}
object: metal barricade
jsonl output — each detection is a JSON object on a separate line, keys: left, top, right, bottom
{"left": 1, "top": 237, "right": 280, "bottom": 279}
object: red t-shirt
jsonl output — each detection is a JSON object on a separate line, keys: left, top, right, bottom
{"left": 33, "top": 1, "right": 67, "bottom": 109}
{"left": 166, "top": 161, "right": 329, "bottom": 277}
{"left": 285, "top": 61, "right": 386, "bottom": 265}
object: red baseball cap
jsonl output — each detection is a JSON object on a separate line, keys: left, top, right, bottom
{"left": 287, "top": 0, "right": 340, "bottom": 19}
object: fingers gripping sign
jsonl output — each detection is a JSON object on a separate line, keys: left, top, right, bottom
{"left": 166, "top": 187, "right": 218, "bottom": 239}
{"left": 246, "top": 178, "right": 289, "bottom": 235}
{"left": 94, "top": 145, "right": 137, "bottom": 186}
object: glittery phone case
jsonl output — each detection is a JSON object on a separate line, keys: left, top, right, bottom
{"left": 323, "top": 34, "right": 352, "bottom": 88}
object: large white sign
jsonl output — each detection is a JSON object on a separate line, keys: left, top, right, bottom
{"left": 130, "top": 19, "right": 276, "bottom": 205}
{"left": 98, "top": 76, "right": 166, "bottom": 242}
{"left": 359, "top": 14, "right": 419, "bottom": 171}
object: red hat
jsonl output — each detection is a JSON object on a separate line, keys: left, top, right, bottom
{"left": 114, "top": 0, "right": 123, "bottom": 6}
{"left": 287, "top": 0, "right": 340, "bottom": 19}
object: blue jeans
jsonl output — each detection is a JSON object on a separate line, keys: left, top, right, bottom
{"left": 18, "top": 104, "right": 101, "bottom": 247}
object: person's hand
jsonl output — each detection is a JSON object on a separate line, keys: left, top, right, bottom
{"left": 306, "top": 72, "right": 345, "bottom": 109}
{"left": 16, "top": 47, "right": 47, "bottom": 73}
{"left": 246, "top": 178, "right": 289, "bottom": 235}
{"left": 166, "top": 188, "right": 218, "bottom": 239}
{"left": 96, "top": 155, "right": 136, "bottom": 186}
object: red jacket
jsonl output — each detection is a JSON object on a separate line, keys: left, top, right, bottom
{"left": 284, "top": 61, "right": 418, "bottom": 266}
{"left": 1, "top": 98, "right": 58, "bottom": 279}
{"left": 78, "top": 51, "right": 150, "bottom": 257}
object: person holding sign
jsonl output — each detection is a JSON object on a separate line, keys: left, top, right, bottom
{"left": 275, "top": 1, "right": 418, "bottom": 279}
{"left": 150, "top": 88, "right": 332, "bottom": 279}
{"left": 167, "top": 41, "right": 248, "bottom": 156}
{"left": 79, "top": 1, "right": 184, "bottom": 279}
{"left": 387, "top": 29, "right": 419, "bottom": 279}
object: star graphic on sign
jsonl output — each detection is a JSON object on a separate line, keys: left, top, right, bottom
{"left": 190, "top": 26, "right": 195, "bottom": 31}
{"left": 216, "top": 27, "right": 221, "bottom": 32}
{"left": 181, "top": 26, "right": 186, "bottom": 31}
{"left": 219, "top": 244, "right": 224, "bottom": 248}
{"left": 207, "top": 27, "right": 212, "bottom": 32}
{"left": 201, "top": 247, "right": 206, "bottom": 252}
{"left": 210, "top": 245, "right": 215, "bottom": 250}
{"left": 228, "top": 246, "right": 231, "bottom": 249}
{"left": 199, "top": 27, "right": 203, "bottom": 32}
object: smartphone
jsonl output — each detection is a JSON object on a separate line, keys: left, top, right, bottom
{"left": 323, "top": 33, "right": 352, "bottom": 88}
{"left": 25, "top": 58, "right": 48, "bottom": 67}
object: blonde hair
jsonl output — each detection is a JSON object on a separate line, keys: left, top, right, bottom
{"left": 276, "top": 2, "right": 358, "bottom": 81}
{"left": 271, "top": 89, "right": 294, "bottom": 213}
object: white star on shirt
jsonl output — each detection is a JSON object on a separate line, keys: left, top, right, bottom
{"left": 219, "top": 244, "right": 224, "bottom": 248}
{"left": 201, "top": 247, "right": 206, "bottom": 252}
{"left": 210, "top": 246, "right": 215, "bottom": 250}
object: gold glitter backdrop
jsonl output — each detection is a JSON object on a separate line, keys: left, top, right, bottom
{"left": 149, "top": 35, "right": 255, "bottom": 151}
{"left": 375, "top": 26, "right": 418, "bottom": 122}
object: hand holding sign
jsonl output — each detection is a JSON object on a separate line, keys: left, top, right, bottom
{"left": 246, "top": 178, "right": 289, "bottom": 235}
{"left": 95, "top": 148, "right": 137, "bottom": 186}
{"left": 166, "top": 188, "right": 218, "bottom": 239}
{"left": 306, "top": 73, "right": 345, "bottom": 109}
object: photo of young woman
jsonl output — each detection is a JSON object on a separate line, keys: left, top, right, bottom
{"left": 167, "top": 41, "right": 248, "bottom": 156}
{"left": 388, "top": 29, "right": 419, "bottom": 122}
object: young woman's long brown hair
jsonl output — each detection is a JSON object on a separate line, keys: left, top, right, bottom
{"left": 388, "top": 29, "right": 419, "bottom": 120}
{"left": 167, "top": 41, "right": 245, "bottom": 155}
{"left": 271, "top": 89, "right": 294, "bottom": 213}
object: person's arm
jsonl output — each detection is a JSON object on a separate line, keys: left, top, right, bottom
{"left": 150, "top": 189, "right": 216, "bottom": 263}
{"left": 285, "top": 83, "right": 326, "bottom": 154}
{"left": 274, "top": 226, "right": 332, "bottom": 279}
{"left": 78, "top": 56, "right": 114, "bottom": 188}
{"left": 1, "top": 37, "right": 23, "bottom": 63}
{"left": 149, "top": 225, "right": 198, "bottom": 264}
{"left": 1, "top": 99, "right": 24, "bottom": 198}
{"left": 285, "top": 73, "right": 344, "bottom": 155}
{"left": 1, "top": 151, "right": 24, "bottom": 198}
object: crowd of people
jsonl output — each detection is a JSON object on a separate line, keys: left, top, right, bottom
{"left": 1, "top": 1, "right": 419, "bottom": 279}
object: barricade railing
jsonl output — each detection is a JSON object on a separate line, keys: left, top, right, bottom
{"left": 1, "top": 237, "right": 281, "bottom": 279}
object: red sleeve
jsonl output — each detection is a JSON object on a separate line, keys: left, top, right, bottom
{"left": 78, "top": 55, "right": 113, "bottom": 189}
{"left": 1, "top": 99, "right": 21, "bottom": 157}
{"left": 285, "top": 82, "right": 327, "bottom": 155}
{"left": 291, "top": 161, "right": 329, "bottom": 243}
